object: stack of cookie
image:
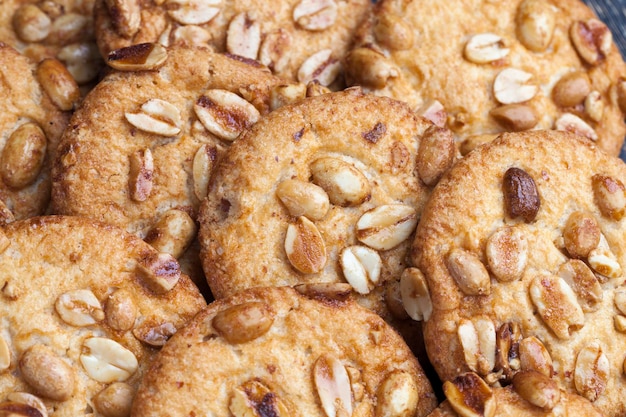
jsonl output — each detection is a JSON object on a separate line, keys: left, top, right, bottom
{"left": 0, "top": 0, "right": 625, "bottom": 416}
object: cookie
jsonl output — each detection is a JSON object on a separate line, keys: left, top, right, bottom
{"left": 412, "top": 130, "right": 626, "bottom": 415}
{"left": 198, "top": 87, "right": 453, "bottom": 320}
{"left": 50, "top": 45, "right": 290, "bottom": 290}
{"left": 0, "top": 0, "right": 104, "bottom": 86}
{"left": 345, "top": 0, "right": 626, "bottom": 156}
{"left": 94, "top": 0, "right": 371, "bottom": 87}
{"left": 428, "top": 372, "right": 603, "bottom": 417}
{"left": 0, "top": 215, "right": 205, "bottom": 416}
{"left": 131, "top": 284, "right": 437, "bottom": 416}
{"left": 0, "top": 43, "right": 73, "bottom": 220}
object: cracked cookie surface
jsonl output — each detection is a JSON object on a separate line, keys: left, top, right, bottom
{"left": 51, "top": 46, "right": 288, "bottom": 290}
{"left": 131, "top": 285, "right": 437, "bottom": 417}
{"left": 414, "top": 130, "right": 626, "bottom": 416}
{"left": 0, "top": 215, "right": 205, "bottom": 416}
{"left": 94, "top": 0, "right": 371, "bottom": 88}
{"left": 345, "top": 0, "right": 626, "bottom": 156}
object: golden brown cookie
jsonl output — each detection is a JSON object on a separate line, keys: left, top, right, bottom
{"left": 428, "top": 372, "right": 604, "bottom": 417}
{"left": 345, "top": 0, "right": 626, "bottom": 156}
{"left": 131, "top": 285, "right": 438, "bottom": 416}
{"left": 94, "top": 0, "right": 371, "bottom": 87}
{"left": 198, "top": 87, "right": 454, "bottom": 321}
{"left": 0, "top": 43, "right": 73, "bottom": 220}
{"left": 0, "top": 0, "right": 104, "bottom": 86}
{"left": 50, "top": 45, "right": 292, "bottom": 291}
{"left": 0, "top": 215, "right": 205, "bottom": 416}
{"left": 412, "top": 130, "right": 626, "bottom": 416}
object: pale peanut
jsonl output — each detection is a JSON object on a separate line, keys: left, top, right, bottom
{"left": 0, "top": 336, "right": 10, "bottom": 372}
{"left": 105, "top": 0, "right": 140, "bottom": 38}
{"left": 375, "top": 371, "right": 419, "bottom": 417}
{"left": 344, "top": 47, "right": 398, "bottom": 89}
{"left": 284, "top": 216, "right": 327, "bottom": 274}
{"left": 310, "top": 157, "right": 370, "bottom": 207}
{"left": 592, "top": 174, "right": 626, "bottom": 221}
{"left": 12, "top": 4, "right": 51, "bottom": 42}
{"left": 570, "top": 19, "right": 612, "bottom": 66}
{"left": 356, "top": 205, "right": 417, "bottom": 251}
{"left": 105, "top": 288, "right": 137, "bottom": 331}
{"left": 144, "top": 209, "right": 197, "bottom": 259}
{"left": 19, "top": 345, "right": 75, "bottom": 401}
{"left": 374, "top": 14, "right": 413, "bottom": 50}
{"left": 493, "top": 68, "right": 537, "bottom": 104}
{"left": 93, "top": 382, "right": 134, "bottom": 417}
{"left": 132, "top": 320, "right": 176, "bottom": 346}
{"left": 298, "top": 49, "right": 341, "bottom": 86}
{"left": 136, "top": 251, "right": 181, "bottom": 294}
{"left": 314, "top": 354, "right": 353, "bottom": 417}
{"left": 416, "top": 126, "right": 455, "bottom": 186}
{"left": 485, "top": 226, "right": 528, "bottom": 282}
{"left": 519, "top": 336, "right": 553, "bottom": 377}
{"left": 128, "top": 149, "right": 153, "bottom": 202}
{"left": 555, "top": 113, "right": 597, "bottom": 141}
{"left": 552, "top": 72, "right": 591, "bottom": 107}
{"left": 512, "top": 370, "right": 560, "bottom": 410}
{"left": 340, "top": 245, "right": 381, "bottom": 295}
{"left": 563, "top": 211, "right": 600, "bottom": 258}
{"left": 293, "top": 0, "right": 337, "bottom": 31}
{"left": 276, "top": 179, "right": 330, "bottom": 220}
{"left": 464, "top": 33, "right": 509, "bottom": 64}
{"left": 490, "top": 104, "right": 538, "bottom": 132}
{"left": 400, "top": 267, "right": 432, "bottom": 321}
{"left": 574, "top": 341, "right": 609, "bottom": 402}
{"left": 558, "top": 260, "right": 602, "bottom": 313}
{"left": 226, "top": 12, "right": 261, "bottom": 60}
{"left": 445, "top": 248, "right": 490, "bottom": 296}
{"left": 212, "top": 302, "right": 274, "bottom": 344}
{"left": 515, "top": 0, "right": 556, "bottom": 52}
{"left": 530, "top": 274, "right": 584, "bottom": 339}
{"left": 80, "top": 337, "right": 138, "bottom": 383}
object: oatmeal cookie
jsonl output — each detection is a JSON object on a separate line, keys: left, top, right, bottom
{"left": 131, "top": 285, "right": 437, "bottom": 416}
{"left": 198, "top": 87, "right": 454, "bottom": 320}
{"left": 51, "top": 45, "right": 291, "bottom": 290}
{"left": 345, "top": 0, "right": 626, "bottom": 156}
{"left": 94, "top": 0, "right": 371, "bottom": 87}
{"left": 413, "top": 129, "right": 626, "bottom": 416}
{"left": 0, "top": 215, "right": 205, "bottom": 416}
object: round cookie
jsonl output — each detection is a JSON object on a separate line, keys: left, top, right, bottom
{"left": 412, "top": 130, "right": 626, "bottom": 415}
{"left": 0, "top": 43, "right": 72, "bottom": 220}
{"left": 0, "top": 0, "right": 104, "bottom": 86}
{"left": 345, "top": 0, "right": 626, "bottom": 156}
{"left": 428, "top": 372, "right": 603, "bottom": 417}
{"left": 94, "top": 0, "right": 371, "bottom": 87}
{"left": 131, "top": 285, "right": 438, "bottom": 416}
{"left": 0, "top": 215, "right": 206, "bottom": 416}
{"left": 50, "top": 45, "right": 292, "bottom": 290}
{"left": 198, "top": 88, "right": 454, "bottom": 319}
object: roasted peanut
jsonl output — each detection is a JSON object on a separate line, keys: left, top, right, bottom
{"left": 1, "top": 123, "right": 47, "bottom": 189}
